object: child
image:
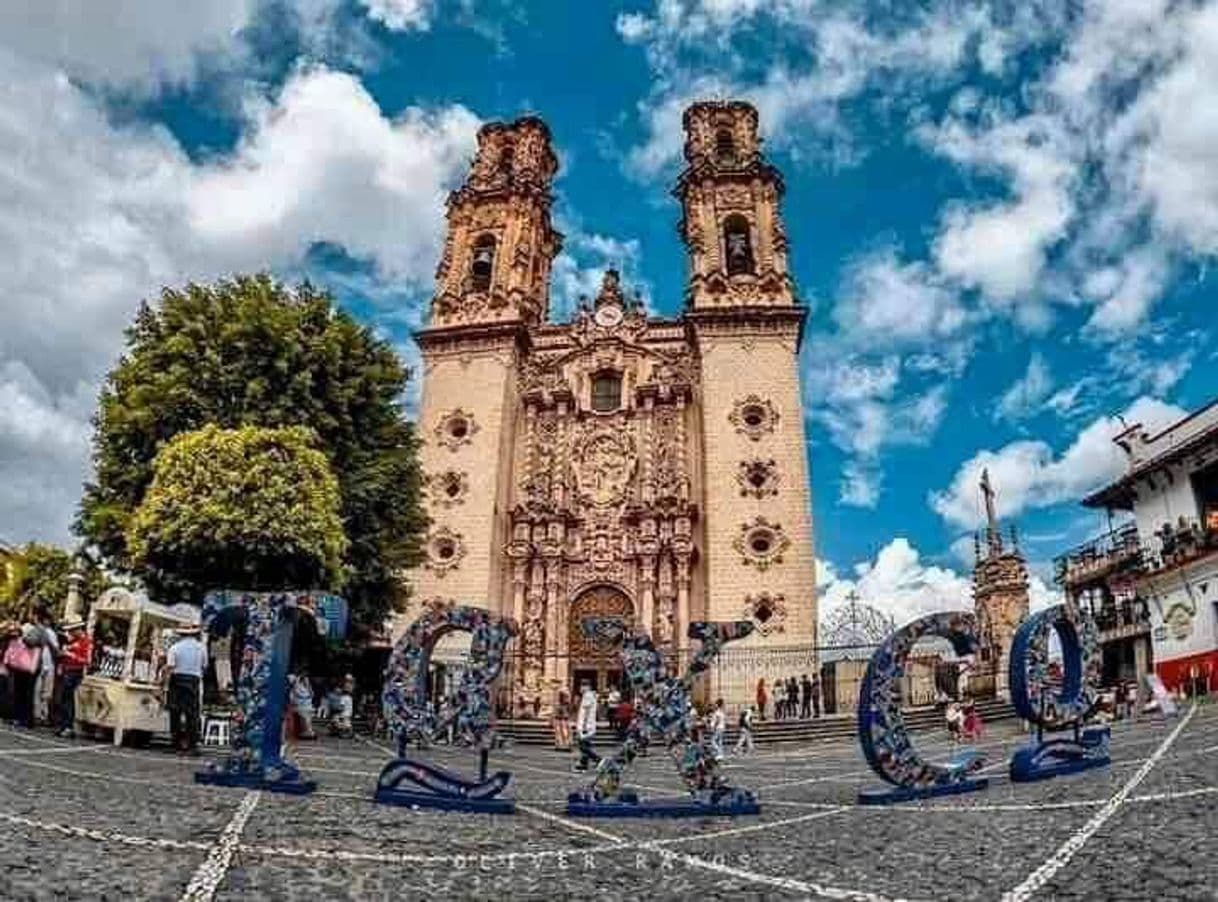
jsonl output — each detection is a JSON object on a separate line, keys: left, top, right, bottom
{"left": 733, "top": 704, "right": 756, "bottom": 756}
{"left": 945, "top": 700, "right": 963, "bottom": 743}
{"left": 328, "top": 675, "right": 354, "bottom": 738}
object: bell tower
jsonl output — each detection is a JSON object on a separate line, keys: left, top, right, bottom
{"left": 430, "top": 116, "right": 562, "bottom": 327}
{"left": 680, "top": 100, "right": 816, "bottom": 703}
{"left": 675, "top": 101, "right": 795, "bottom": 309}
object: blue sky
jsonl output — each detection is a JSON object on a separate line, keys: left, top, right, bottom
{"left": 2, "top": 0, "right": 1216, "bottom": 622}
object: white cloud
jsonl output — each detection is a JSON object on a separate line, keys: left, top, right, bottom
{"left": 0, "top": 56, "right": 478, "bottom": 542}
{"left": 357, "top": 0, "right": 434, "bottom": 31}
{"left": 0, "top": 0, "right": 257, "bottom": 89}
{"left": 549, "top": 231, "right": 650, "bottom": 321}
{"left": 839, "top": 461, "right": 880, "bottom": 509}
{"left": 819, "top": 537, "right": 1060, "bottom": 638}
{"left": 833, "top": 246, "right": 967, "bottom": 344}
{"left": 995, "top": 353, "right": 1053, "bottom": 422}
{"left": 924, "top": 112, "right": 1076, "bottom": 322}
{"left": 819, "top": 537, "right": 974, "bottom": 626}
{"left": 931, "top": 395, "right": 1187, "bottom": 530}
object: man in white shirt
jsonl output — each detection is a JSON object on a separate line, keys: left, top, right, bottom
{"left": 573, "top": 681, "right": 599, "bottom": 772}
{"left": 166, "top": 625, "right": 207, "bottom": 754}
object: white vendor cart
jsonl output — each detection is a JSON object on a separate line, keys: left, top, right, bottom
{"left": 76, "top": 588, "right": 200, "bottom": 746}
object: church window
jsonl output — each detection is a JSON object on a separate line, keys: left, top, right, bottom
{"left": 715, "top": 128, "right": 736, "bottom": 164}
{"left": 737, "top": 459, "right": 780, "bottom": 498}
{"left": 435, "top": 408, "right": 479, "bottom": 451}
{"left": 724, "top": 215, "right": 754, "bottom": 276}
{"left": 734, "top": 517, "right": 790, "bottom": 571}
{"left": 730, "top": 395, "right": 778, "bottom": 440}
{"left": 591, "top": 371, "right": 623, "bottom": 412}
{"left": 425, "top": 527, "right": 466, "bottom": 577}
{"left": 470, "top": 234, "right": 496, "bottom": 291}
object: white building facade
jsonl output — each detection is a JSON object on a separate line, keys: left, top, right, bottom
{"left": 1080, "top": 398, "right": 1218, "bottom": 693}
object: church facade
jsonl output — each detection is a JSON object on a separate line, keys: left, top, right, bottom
{"left": 398, "top": 101, "right": 817, "bottom": 713}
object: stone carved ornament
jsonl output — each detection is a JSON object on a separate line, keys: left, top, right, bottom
{"left": 574, "top": 429, "right": 637, "bottom": 508}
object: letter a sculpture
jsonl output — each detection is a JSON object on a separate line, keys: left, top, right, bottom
{"left": 1008, "top": 602, "right": 1110, "bottom": 782}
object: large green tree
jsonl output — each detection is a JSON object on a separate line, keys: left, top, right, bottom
{"left": 78, "top": 275, "right": 427, "bottom": 627}
{"left": 127, "top": 425, "right": 348, "bottom": 594}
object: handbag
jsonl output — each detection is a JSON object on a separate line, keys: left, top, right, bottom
{"left": 3, "top": 639, "right": 40, "bottom": 674}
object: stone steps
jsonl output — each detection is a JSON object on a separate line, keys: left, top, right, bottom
{"left": 496, "top": 698, "right": 1017, "bottom": 746}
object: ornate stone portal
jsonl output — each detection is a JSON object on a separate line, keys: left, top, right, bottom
{"left": 398, "top": 102, "right": 819, "bottom": 714}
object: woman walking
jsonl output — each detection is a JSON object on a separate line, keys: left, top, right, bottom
{"left": 4, "top": 624, "right": 43, "bottom": 728}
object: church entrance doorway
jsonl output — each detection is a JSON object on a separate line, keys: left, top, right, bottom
{"left": 568, "top": 586, "right": 633, "bottom": 697}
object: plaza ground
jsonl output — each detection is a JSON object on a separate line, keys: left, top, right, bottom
{"left": 1, "top": 705, "right": 1215, "bottom": 900}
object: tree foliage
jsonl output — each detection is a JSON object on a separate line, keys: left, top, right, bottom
{"left": 0, "top": 543, "right": 106, "bottom": 622}
{"left": 78, "top": 275, "right": 427, "bottom": 627}
{"left": 127, "top": 425, "right": 347, "bottom": 593}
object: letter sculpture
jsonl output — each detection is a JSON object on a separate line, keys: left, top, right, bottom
{"left": 195, "top": 591, "right": 347, "bottom": 795}
{"left": 857, "top": 611, "right": 989, "bottom": 805}
{"left": 566, "top": 620, "right": 760, "bottom": 818}
{"left": 1007, "top": 602, "right": 1110, "bottom": 782}
{"left": 375, "top": 602, "right": 518, "bottom": 813}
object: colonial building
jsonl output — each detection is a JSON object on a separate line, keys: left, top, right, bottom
{"left": 972, "top": 469, "right": 1030, "bottom": 700}
{"left": 397, "top": 102, "right": 817, "bottom": 714}
{"left": 1066, "top": 397, "right": 1218, "bottom": 694}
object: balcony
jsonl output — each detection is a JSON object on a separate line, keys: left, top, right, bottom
{"left": 1142, "top": 518, "right": 1218, "bottom": 576}
{"left": 1055, "top": 524, "right": 1144, "bottom": 589}
{"left": 1087, "top": 598, "right": 1152, "bottom": 642}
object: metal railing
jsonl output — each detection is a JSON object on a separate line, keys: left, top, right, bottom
{"left": 1054, "top": 523, "right": 1143, "bottom": 587}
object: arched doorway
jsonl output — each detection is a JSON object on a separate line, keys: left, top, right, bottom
{"left": 568, "top": 586, "right": 633, "bottom": 697}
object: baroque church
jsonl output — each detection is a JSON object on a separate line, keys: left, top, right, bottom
{"left": 397, "top": 101, "right": 817, "bottom": 713}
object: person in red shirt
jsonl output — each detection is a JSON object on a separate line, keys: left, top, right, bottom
{"left": 56, "top": 621, "right": 92, "bottom": 737}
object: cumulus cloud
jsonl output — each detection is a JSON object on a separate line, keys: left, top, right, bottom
{"left": 620, "top": 0, "right": 1218, "bottom": 334}
{"left": 833, "top": 247, "right": 967, "bottom": 345}
{"left": 818, "top": 537, "right": 1060, "bottom": 638}
{"left": 0, "top": 0, "right": 257, "bottom": 89}
{"left": 931, "top": 396, "right": 1187, "bottom": 531}
{"left": 0, "top": 56, "right": 478, "bottom": 542}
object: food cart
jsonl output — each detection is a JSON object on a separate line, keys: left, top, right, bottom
{"left": 76, "top": 588, "right": 200, "bottom": 746}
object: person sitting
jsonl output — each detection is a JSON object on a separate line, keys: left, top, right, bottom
{"left": 327, "top": 675, "right": 354, "bottom": 738}
{"left": 290, "top": 672, "right": 317, "bottom": 739}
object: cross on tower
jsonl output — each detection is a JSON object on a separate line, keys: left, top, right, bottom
{"left": 980, "top": 468, "right": 1003, "bottom": 556}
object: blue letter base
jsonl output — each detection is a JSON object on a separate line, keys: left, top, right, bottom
{"left": 194, "top": 761, "right": 317, "bottom": 795}
{"left": 373, "top": 788, "right": 515, "bottom": 813}
{"left": 372, "top": 757, "right": 516, "bottom": 814}
{"left": 1009, "top": 736, "right": 1111, "bottom": 783}
{"left": 565, "top": 789, "right": 760, "bottom": 818}
{"left": 858, "top": 777, "right": 989, "bottom": 806}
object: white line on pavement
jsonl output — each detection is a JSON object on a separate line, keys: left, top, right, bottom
{"left": 180, "top": 791, "right": 261, "bottom": 902}
{"left": 1002, "top": 703, "right": 1199, "bottom": 902}
{"left": 0, "top": 745, "right": 107, "bottom": 757}
{"left": 516, "top": 802, "right": 627, "bottom": 844}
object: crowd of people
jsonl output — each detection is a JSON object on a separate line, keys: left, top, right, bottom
{"left": 753, "top": 674, "right": 821, "bottom": 720}
{"left": 1, "top": 608, "right": 92, "bottom": 736}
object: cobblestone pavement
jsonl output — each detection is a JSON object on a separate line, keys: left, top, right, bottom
{"left": 1, "top": 704, "right": 1215, "bottom": 900}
